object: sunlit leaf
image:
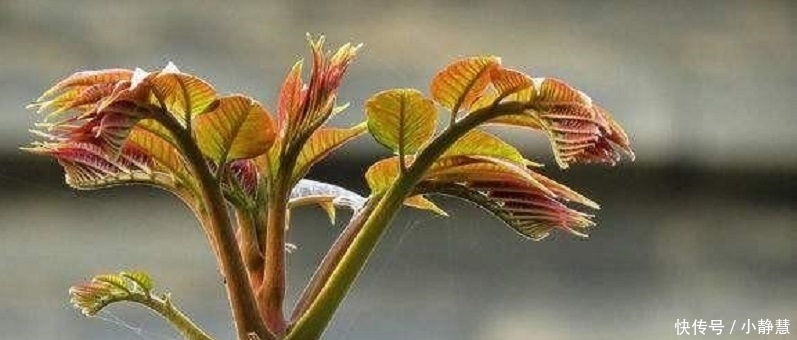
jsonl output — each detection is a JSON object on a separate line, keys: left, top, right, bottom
{"left": 365, "top": 156, "right": 445, "bottom": 214}
{"left": 38, "top": 69, "right": 134, "bottom": 102}
{"left": 418, "top": 181, "right": 594, "bottom": 241}
{"left": 276, "top": 36, "right": 361, "bottom": 147}
{"left": 490, "top": 67, "right": 534, "bottom": 100}
{"left": 365, "top": 89, "right": 437, "bottom": 155}
{"left": 149, "top": 62, "right": 217, "bottom": 123}
{"left": 193, "top": 95, "right": 276, "bottom": 165}
{"left": 127, "top": 127, "right": 193, "bottom": 185}
{"left": 404, "top": 195, "right": 447, "bottom": 216}
{"left": 417, "top": 155, "right": 598, "bottom": 240}
{"left": 430, "top": 56, "right": 500, "bottom": 114}
{"left": 25, "top": 141, "right": 179, "bottom": 191}
{"left": 442, "top": 129, "right": 536, "bottom": 167}
{"left": 276, "top": 60, "right": 304, "bottom": 135}
{"left": 291, "top": 123, "right": 367, "bottom": 183}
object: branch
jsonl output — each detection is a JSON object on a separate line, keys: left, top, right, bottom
{"left": 155, "top": 112, "right": 273, "bottom": 340}
{"left": 70, "top": 271, "right": 214, "bottom": 340}
{"left": 285, "top": 101, "right": 529, "bottom": 339}
{"left": 289, "top": 198, "right": 377, "bottom": 323}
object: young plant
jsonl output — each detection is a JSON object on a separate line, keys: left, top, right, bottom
{"left": 25, "top": 36, "right": 633, "bottom": 340}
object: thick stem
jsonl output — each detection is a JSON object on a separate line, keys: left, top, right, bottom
{"left": 261, "top": 187, "right": 288, "bottom": 336}
{"left": 289, "top": 199, "right": 377, "bottom": 322}
{"left": 160, "top": 116, "right": 272, "bottom": 340}
{"left": 285, "top": 101, "right": 525, "bottom": 340}
{"left": 235, "top": 209, "right": 265, "bottom": 290}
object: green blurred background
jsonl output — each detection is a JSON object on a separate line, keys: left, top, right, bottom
{"left": 1, "top": 1, "right": 795, "bottom": 339}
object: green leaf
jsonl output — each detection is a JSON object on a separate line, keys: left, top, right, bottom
{"left": 121, "top": 271, "right": 155, "bottom": 292}
{"left": 69, "top": 271, "right": 155, "bottom": 316}
{"left": 193, "top": 95, "right": 276, "bottom": 165}
{"left": 365, "top": 89, "right": 437, "bottom": 156}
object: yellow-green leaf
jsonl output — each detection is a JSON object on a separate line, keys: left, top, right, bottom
{"left": 365, "top": 157, "right": 442, "bottom": 213}
{"left": 430, "top": 56, "right": 500, "bottom": 114}
{"left": 292, "top": 123, "right": 367, "bottom": 183}
{"left": 365, "top": 89, "right": 437, "bottom": 155}
{"left": 442, "top": 129, "right": 536, "bottom": 167}
{"left": 364, "top": 156, "right": 403, "bottom": 194}
{"left": 194, "top": 95, "right": 276, "bottom": 165}
{"left": 149, "top": 62, "right": 217, "bottom": 123}
{"left": 127, "top": 127, "right": 192, "bottom": 184}
{"left": 405, "top": 195, "right": 448, "bottom": 216}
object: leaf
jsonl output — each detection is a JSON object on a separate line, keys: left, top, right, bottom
{"left": 149, "top": 62, "right": 217, "bottom": 123}
{"left": 289, "top": 179, "right": 368, "bottom": 223}
{"left": 490, "top": 67, "right": 534, "bottom": 100}
{"left": 291, "top": 123, "right": 367, "bottom": 183}
{"left": 430, "top": 56, "right": 500, "bottom": 114}
{"left": 38, "top": 69, "right": 134, "bottom": 101}
{"left": 69, "top": 271, "right": 156, "bottom": 316}
{"left": 276, "top": 37, "right": 361, "bottom": 145}
{"left": 193, "top": 95, "right": 276, "bottom": 165}
{"left": 365, "top": 89, "right": 437, "bottom": 155}
{"left": 276, "top": 60, "right": 305, "bottom": 135}
{"left": 535, "top": 77, "right": 592, "bottom": 106}
{"left": 427, "top": 156, "right": 553, "bottom": 197}
{"left": 127, "top": 127, "right": 193, "bottom": 185}
{"left": 120, "top": 271, "right": 155, "bottom": 292}
{"left": 25, "top": 142, "right": 177, "bottom": 190}
{"left": 364, "top": 156, "right": 405, "bottom": 194}
{"left": 418, "top": 181, "right": 593, "bottom": 241}
{"left": 442, "top": 129, "right": 536, "bottom": 167}
{"left": 417, "top": 156, "right": 598, "bottom": 240}
{"left": 404, "top": 195, "right": 447, "bottom": 216}
{"left": 364, "top": 157, "right": 444, "bottom": 214}
{"left": 470, "top": 74, "right": 633, "bottom": 168}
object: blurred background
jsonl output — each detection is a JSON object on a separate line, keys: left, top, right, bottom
{"left": 1, "top": 1, "right": 795, "bottom": 339}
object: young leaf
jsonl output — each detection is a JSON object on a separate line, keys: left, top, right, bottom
{"left": 126, "top": 127, "right": 194, "bottom": 186}
{"left": 404, "top": 195, "right": 447, "bottom": 216}
{"left": 430, "top": 56, "right": 500, "bottom": 114}
{"left": 290, "top": 123, "right": 367, "bottom": 183}
{"left": 420, "top": 156, "right": 598, "bottom": 239}
{"left": 148, "top": 62, "right": 217, "bottom": 124}
{"left": 37, "top": 69, "right": 134, "bottom": 102}
{"left": 70, "top": 271, "right": 214, "bottom": 340}
{"left": 365, "top": 89, "right": 437, "bottom": 155}
{"left": 276, "top": 37, "right": 361, "bottom": 145}
{"left": 193, "top": 95, "right": 276, "bottom": 166}
{"left": 442, "top": 129, "right": 538, "bottom": 167}
{"left": 69, "top": 271, "right": 154, "bottom": 316}
{"left": 364, "top": 156, "right": 444, "bottom": 215}
{"left": 25, "top": 142, "right": 177, "bottom": 190}
{"left": 490, "top": 67, "right": 534, "bottom": 100}
{"left": 418, "top": 181, "right": 594, "bottom": 240}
